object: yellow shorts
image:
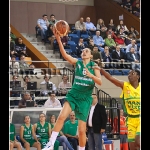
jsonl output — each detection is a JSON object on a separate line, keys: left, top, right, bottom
{"left": 126, "top": 116, "right": 140, "bottom": 142}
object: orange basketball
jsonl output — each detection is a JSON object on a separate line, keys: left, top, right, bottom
{"left": 54, "top": 20, "right": 69, "bottom": 37}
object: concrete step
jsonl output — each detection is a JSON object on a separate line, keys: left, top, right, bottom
{"left": 40, "top": 50, "right": 54, "bottom": 54}
{"left": 21, "top": 33, "right": 36, "bottom": 38}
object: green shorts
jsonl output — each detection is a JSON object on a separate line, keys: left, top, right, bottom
{"left": 25, "top": 139, "right": 36, "bottom": 147}
{"left": 65, "top": 91, "right": 93, "bottom": 122}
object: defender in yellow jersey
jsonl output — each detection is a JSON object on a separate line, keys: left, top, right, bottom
{"left": 100, "top": 69, "right": 140, "bottom": 150}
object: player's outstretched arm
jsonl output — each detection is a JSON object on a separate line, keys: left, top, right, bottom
{"left": 53, "top": 28, "right": 77, "bottom": 65}
{"left": 100, "top": 68, "right": 124, "bottom": 89}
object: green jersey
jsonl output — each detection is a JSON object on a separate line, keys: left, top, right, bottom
{"left": 67, "top": 60, "right": 95, "bottom": 96}
{"left": 22, "top": 124, "right": 33, "bottom": 140}
{"left": 36, "top": 122, "right": 49, "bottom": 139}
{"left": 10, "top": 123, "right": 15, "bottom": 141}
{"left": 63, "top": 120, "right": 78, "bottom": 136}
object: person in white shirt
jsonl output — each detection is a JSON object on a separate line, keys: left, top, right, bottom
{"left": 40, "top": 74, "right": 57, "bottom": 96}
{"left": 10, "top": 55, "right": 19, "bottom": 75}
{"left": 44, "top": 91, "right": 62, "bottom": 108}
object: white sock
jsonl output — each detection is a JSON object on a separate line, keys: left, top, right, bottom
{"left": 49, "top": 131, "right": 59, "bottom": 146}
{"left": 79, "top": 146, "right": 85, "bottom": 150}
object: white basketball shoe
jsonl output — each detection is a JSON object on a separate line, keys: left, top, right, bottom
{"left": 42, "top": 142, "right": 54, "bottom": 150}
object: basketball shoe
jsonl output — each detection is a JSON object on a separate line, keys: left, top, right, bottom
{"left": 42, "top": 141, "right": 54, "bottom": 150}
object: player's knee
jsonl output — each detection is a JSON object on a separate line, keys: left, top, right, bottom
{"left": 135, "top": 135, "right": 140, "bottom": 147}
{"left": 16, "top": 142, "right": 21, "bottom": 148}
{"left": 78, "top": 126, "right": 86, "bottom": 136}
{"left": 10, "top": 142, "right": 14, "bottom": 148}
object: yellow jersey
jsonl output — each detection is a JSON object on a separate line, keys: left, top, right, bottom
{"left": 120, "top": 81, "right": 140, "bottom": 116}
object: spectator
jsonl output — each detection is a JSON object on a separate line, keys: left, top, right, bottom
{"left": 49, "top": 14, "right": 58, "bottom": 25}
{"left": 63, "top": 111, "right": 78, "bottom": 150}
{"left": 28, "top": 63, "right": 35, "bottom": 75}
{"left": 19, "top": 54, "right": 30, "bottom": 75}
{"left": 96, "top": 18, "right": 107, "bottom": 31}
{"left": 43, "top": 91, "right": 62, "bottom": 108}
{"left": 18, "top": 92, "right": 37, "bottom": 108}
{"left": 58, "top": 74, "right": 72, "bottom": 96}
{"left": 107, "top": 19, "right": 116, "bottom": 32}
{"left": 85, "top": 17, "right": 96, "bottom": 37}
{"left": 40, "top": 74, "right": 57, "bottom": 96}
{"left": 132, "top": 0, "right": 140, "bottom": 8}
{"left": 76, "top": 37, "right": 86, "bottom": 57}
{"left": 15, "top": 37, "right": 28, "bottom": 57}
{"left": 23, "top": 75, "right": 30, "bottom": 90}
{"left": 124, "top": 33, "right": 134, "bottom": 45}
{"left": 112, "top": 45, "right": 127, "bottom": 69}
{"left": 116, "top": 20, "right": 129, "bottom": 35}
{"left": 100, "top": 25, "right": 107, "bottom": 40}
{"left": 113, "top": 109, "right": 128, "bottom": 150}
{"left": 117, "top": 28, "right": 127, "bottom": 38}
{"left": 126, "top": 39, "right": 138, "bottom": 53}
{"left": 20, "top": 115, "right": 41, "bottom": 150}
{"left": 114, "top": 33, "right": 126, "bottom": 47}
{"left": 126, "top": 47, "right": 140, "bottom": 70}
{"left": 87, "top": 94, "right": 107, "bottom": 150}
{"left": 105, "top": 34, "right": 116, "bottom": 53}
{"left": 128, "top": 26, "right": 139, "bottom": 39}
{"left": 122, "top": 0, "right": 132, "bottom": 13}
{"left": 37, "top": 14, "right": 49, "bottom": 42}
{"left": 50, "top": 115, "right": 74, "bottom": 150}
{"left": 93, "top": 31, "right": 105, "bottom": 52}
{"left": 10, "top": 121, "right": 22, "bottom": 150}
{"left": 10, "top": 55, "right": 19, "bottom": 75}
{"left": 87, "top": 38, "right": 95, "bottom": 51}
{"left": 10, "top": 37, "right": 15, "bottom": 51}
{"left": 106, "top": 27, "right": 117, "bottom": 40}
{"left": 33, "top": 113, "right": 60, "bottom": 150}
{"left": 61, "top": 35, "right": 70, "bottom": 49}
{"left": 101, "top": 46, "right": 113, "bottom": 69}
{"left": 10, "top": 50, "right": 19, "bottom": 58}
{"left": 47, "top": 24, "right": 55, "bottom": 49}
{"left": 132, "top": 3, "right": 140, "bottom": 18}
{"left": 74, "top": 17, "right": 87, "bottom": 37}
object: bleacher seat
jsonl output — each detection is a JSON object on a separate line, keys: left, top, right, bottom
{"left": 113, "top": 70, "right": 123, "bottom": 75}
{"left": 122, "top": 69, "right": 130, "bottom": 75}
{"left": 81, "top": 34, "right": 90, "bottom": 39}
{"left": 68, "top": 34, "right": 79, "bottom": 44}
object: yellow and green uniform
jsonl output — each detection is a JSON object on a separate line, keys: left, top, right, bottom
{"left": 66, "top": 60, "right": 96, "bottom": 122}
{"left": 36, "top": 122, "right": 60, "bottom": 149}
{"left": 10, "top": 123, "right": 15, "bottom": 141}
{"left": 63, "top": 120, "right": 78, "bottom": 136}
{"left": 22, "top": 124, "right": 36, "bottom": 147}
{"left": 120, "top": 81, "right": 140, "bottom": 142}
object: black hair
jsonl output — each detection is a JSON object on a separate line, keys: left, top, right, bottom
{"left": 42, "top": 14, "right": 47, "bottom": 17}
{"left": 50, "top": 14, "right": 55, "bottom": 17}
{"left": 24, "top": 115, "right": 30, "bottom": 120}
{"left": 135, "top": 69, "right": 140, "bottom": 82}
{"left": 48, "top": 91, "right": 55, "bottom": 96}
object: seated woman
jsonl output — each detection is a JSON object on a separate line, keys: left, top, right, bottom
{"left": 20, "top": 115, "right": 41, "bottom": 150}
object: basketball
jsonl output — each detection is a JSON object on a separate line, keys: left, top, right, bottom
{"left": 54, "top": 20, "right": 69, "bottom": 37}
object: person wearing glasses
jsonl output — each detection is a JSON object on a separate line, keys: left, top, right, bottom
{"left": 33, "top": 113, "right": 60, "bottom": 150}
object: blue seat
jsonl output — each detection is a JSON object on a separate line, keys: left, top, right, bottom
{"left": 71, "top": 36, "right": 79, "bottom": 44}
{"left": 104, "top": 140, "right": 113, "bottom": 144}
{"left": 122, "top": 69, "right": 130, "bottom": 75}
{"left": 113, "top": 70, "right": 123, "bottom": 75}
{"left": 81, "top": 34, "right": 90, "bottom": 39}
{"left": 68, "top": 33, "right": 78, "bottom": 38}
{"left": 65, "top": 49, "right": 72, "bottom": 54}
{"left": 68, "top": 40, "right": 76, "bottom": 45}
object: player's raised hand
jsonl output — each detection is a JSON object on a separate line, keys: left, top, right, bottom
{"left": 52, "top": 27, "right": 61, "bottom": 41}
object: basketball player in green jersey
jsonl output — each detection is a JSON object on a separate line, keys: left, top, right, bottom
{"left": 42, "top": 28, "right": 102, "bottom": 150}
{"left": 33, "top": 113, "right": 60, "bottom": 150}
{"left": 10, "top": 117, "right": 22, "bottom": 150}
{"left": 20, "top": 115, "right": 41, "bottom": 150}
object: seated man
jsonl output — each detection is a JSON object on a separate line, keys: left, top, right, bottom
{"left": 18, "top": 92, "right": 37, "bottom": 108}
{"left": 76, "top": 37, "right": 86, "bottom": 57}
{"left": 40, "top": 74, "right": 57, "bottom": 96}
{"left": 49, "top": 14, "right": 58, "bottom": 25}
{"left": 44, "top": 91, "right": 62, "bottom": 108}
{"left": 37, "top": 14, "right": 49, "bottom": 42}
{"left": 63, "top": 111, "right": 79, "bottom": 150}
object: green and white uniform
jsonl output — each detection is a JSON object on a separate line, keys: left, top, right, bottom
{"left": 36, "top": 122, "right": 60, "bottom": 149}
{"left": 22, "top": 124, "right": 36, "bottom": 147}
{"left": 10, "top": 123, "right": 15, "bottom": 141}
{"left": 65, "top": 60, "right": 95, "bottom": 121}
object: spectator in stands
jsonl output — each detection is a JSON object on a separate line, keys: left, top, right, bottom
{"left": 40, "top": 74, "right": 57, "bottom": 96}
{"left": 33, "top": 113, "right": 60, "bottom": 150}
{"left": 37, "top": 14, "right": 49, "bottom": 42}
{"left": 28, "top": 63, "right": 35, "bottom": 75}
{"left": 74, "top": 17, "right": 87, "bottom": 37}
{"left": 15, "top": 37, "right": 28, "bottom": 57}
{"left": 126, "top": 39, "right": 138, "bottom": 53}
{"left": 114, "top": 33, "right": 126, "bottom": 47}
{"left": 116, "top": 20, "right": 129, "bottom": 35}
{"left": 106, "top": 27, "right": 117, "bottom": 40}
{"left": 63, "top": 111, "right": 78, "bottom": 150}
{"left": 50, "top": 115, "right": 74, "bottom": 150}
{"left": 43, "top": 91, "right": 62, "bottom": 108}
{"left": 19, "top": 54, "right": 29, "bottom": 75}
{"left": 117, "top": 28, "right": 127, "bottom": 38}
{"left": 101, "top": 46, "right": 113, "bottom": 69}
{"left": 107, "top": 19, "right": 116, "bottom": 32}
{"left": 10, "top": 27, "right": 17, "bottom": 44}
{"left": 49, "top": 14, "right": 58, "bottom": 25}
{"left": 87, "top": 94, "right": 107, "bottom": 150}
{"left": 10, "top": 37, "right": 15, "bottom": 51}
{"left": 128, "top": 26, "right": 139, "bottom": 39}
{"left": 93, "top": 31, "right": 105, "bottom": 52}
{"left": 10, "top": 120, "right": 22, "bottom": 150}
{"left": 10, "top": 50, "right": 19, "bottom": 58}
{"left": 122, "top": 0, "right": 132, "bottom": 13}
{"left": 112, "top": 45, "right": 127, "bottom": 69}
{"left": 91, "top": 45, "right": 103, "bottom": 68}
{"left": 105, "top": 34, "right": 116, "bottom": 53}
{"left": 132, "top": 0, "right": 140, "bottom": 8}
{"left": 76, "top": 37, "right": 86, "bottom": 57}
{"left": 132, "top": 3, "right": 140, "bottom": 17}
{"left": 124, "top": 33, "right": 134, "bottom": 45}
{"left": 18, "top": 92, "right": 37, "bottom": 108}
{"left": 96, "top": 18, "right": 107, "bottom": 31}
{"left": 100, "top": 25, "right": 107, "bottom": 40}
{"left": 58, "top": 74, "right": 72, "bottom": 96}
{"left": 47, "top": 24, "right": 55, "bottom": 49}
{"left": 87, "top": 38, "right": 95, "bottom": 51}
{"left": 85, "top": 17, "right": 96, "bottom": 37}
{"left": 23, "top": 75, "right": 30, "bottom": 90}
{"left": 126, "top": 47, "right": 140, "bottom": 70}
{"left": 61, "top": 35, "right": 70, "bottom": 49}
{"left": 20, "top": 115, "right": 41, "bottom": 150}
{"left": 10, "top": 55, "right": 19, "bottom": 75}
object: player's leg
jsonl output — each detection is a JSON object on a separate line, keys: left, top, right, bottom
{"left": 32, "top": 140, "right": 42, "bottom": 150}
{"left": 10, "top": 141, "right": 14, "bottom": 150}
{"left": 14, "top": 141, "right": 22, "bottom": 150}
{"left": 135, "top": 119, "right": 140, "bottom": 150}
{"left": 23, "top": 142, "right": 31, "bottom": 150}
